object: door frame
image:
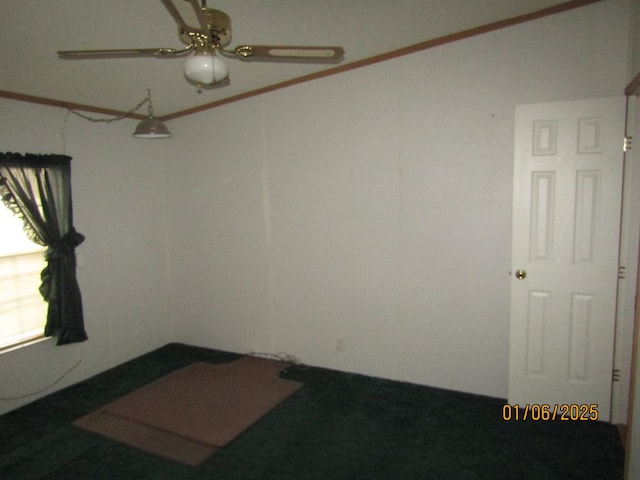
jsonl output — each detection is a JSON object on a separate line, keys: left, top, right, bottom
{"left": 624, "top": 91, "right": 640, "bottom": 478}
{"left": 611, "top": 95, "right": 640, "bottom": 426}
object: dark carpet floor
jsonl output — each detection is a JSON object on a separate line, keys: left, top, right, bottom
{"left": 0, "top": 343, "right": 625, "bottom": 479}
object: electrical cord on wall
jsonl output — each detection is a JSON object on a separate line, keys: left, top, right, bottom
{"left": 61, "top": 109, "right": 71, "bottom": 154}
{"left": 60, "top": 95, "right": 149, "bottom": 154}
{"left": 0, "top": 357, "right": 83, "bottom": 401}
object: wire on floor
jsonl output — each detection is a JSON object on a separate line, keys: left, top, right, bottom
{"left": 247, "top": 351, "right": 302, "bottom": 365}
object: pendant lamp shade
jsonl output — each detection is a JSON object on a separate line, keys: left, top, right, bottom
{"left": 132, "top": 90, "right": 171, "bottom": 139}
{"left": 133, "top": 116, "right": 172, "bottom": 138}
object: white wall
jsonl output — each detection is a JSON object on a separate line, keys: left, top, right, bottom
{"left": 0, "top": 0, "right": 632, "bottom": 415}
{"left": 0, "top": 102, "right": 174, "bottom": 414}
{"left": 163, "top": 0, "right": 632, "bottom": 398}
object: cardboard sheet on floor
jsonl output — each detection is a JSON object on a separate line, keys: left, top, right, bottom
{"left": 73, "top": 356, "right": 302, "bottom": 465}
{"left": 74, "top": 409, "right": 218, "bottom": 466}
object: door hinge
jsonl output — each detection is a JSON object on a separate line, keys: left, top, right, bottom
{"left": 618, "top": 265, "right": 626, "bottom": 280}
{"left": 624, "top": 136, "right": 632, "bottom": 152}
{"left": 613, "top": 368, "right": 621, "bottom": 382}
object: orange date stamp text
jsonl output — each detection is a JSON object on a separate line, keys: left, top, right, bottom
{"left": 502, "top": 403, "right": 598, "bottom": 421}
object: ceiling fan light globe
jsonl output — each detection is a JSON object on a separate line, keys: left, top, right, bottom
{"left": 183, "top": 52, "right": 228, "bottom": 86}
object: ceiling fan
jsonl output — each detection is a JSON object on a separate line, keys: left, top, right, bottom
{"left": 57, "top": 0, "right": 345, "bottom": 88}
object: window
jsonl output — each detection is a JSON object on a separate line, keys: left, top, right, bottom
{"left": 0, "top": 202, "right": 47, "bottom": 350}
{"left": 0, "top": 153, "right": 87, "bottom": 345}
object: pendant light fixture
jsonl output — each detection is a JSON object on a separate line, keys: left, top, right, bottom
{"left": 132, "top": 90, "right": 172, "bottom": 139}
{"left": 66, "top": 89, "right": 172, "bottom": 139}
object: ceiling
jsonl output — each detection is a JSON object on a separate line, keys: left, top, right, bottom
{"left": 0, "top": 0, "right": 586, "bottom": 118}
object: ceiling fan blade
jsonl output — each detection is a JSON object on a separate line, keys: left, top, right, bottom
{"left": 161, "top": 0, "right": 207, "bottom": 37}
{"left": 186, "top": 0, "right": 212, "bottom": 39}
{"left": 57, "top": 47, "right": 183, "bottom": 59}
{"left": 234, "top": 45, "right": 345, "bottom": 62}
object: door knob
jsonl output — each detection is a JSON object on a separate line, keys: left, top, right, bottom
{"left": 515, "top": 269, "right": 527, "bottom": 280}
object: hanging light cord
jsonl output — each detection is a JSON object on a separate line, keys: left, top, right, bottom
{"left": 146, "top": 89, "right": 156, "bottom": 118}
{"left": 67, "top": 91, "right": 151, "bottom": 123}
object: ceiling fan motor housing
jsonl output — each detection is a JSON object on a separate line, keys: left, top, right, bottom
{"left": 179, "top": 8, "right": 231, "bottom": 47}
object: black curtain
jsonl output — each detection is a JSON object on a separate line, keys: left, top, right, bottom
{"left": 0, "top": 152, "right": 87, "bottom": 345}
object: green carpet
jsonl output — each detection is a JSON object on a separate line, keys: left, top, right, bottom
{"left": 0, "top": 343, "right": 625, "bottom": 479}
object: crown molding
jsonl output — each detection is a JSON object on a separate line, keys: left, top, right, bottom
{"left": 626, "top": 72, "right": 640, "bottom": 97}
{"left": 0, "top": 90, "right": 147, "bottom": 120}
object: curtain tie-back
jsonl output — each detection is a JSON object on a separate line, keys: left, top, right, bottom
{"left": 40, "top": 228, "right": 85, "bottom": 302}
{"left": 45, "top": 228, "right": 86, "bottom": 260}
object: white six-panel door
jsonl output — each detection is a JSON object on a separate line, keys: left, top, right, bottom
{"left": 508, "top": 97, "right": 625, "bottom": 422}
